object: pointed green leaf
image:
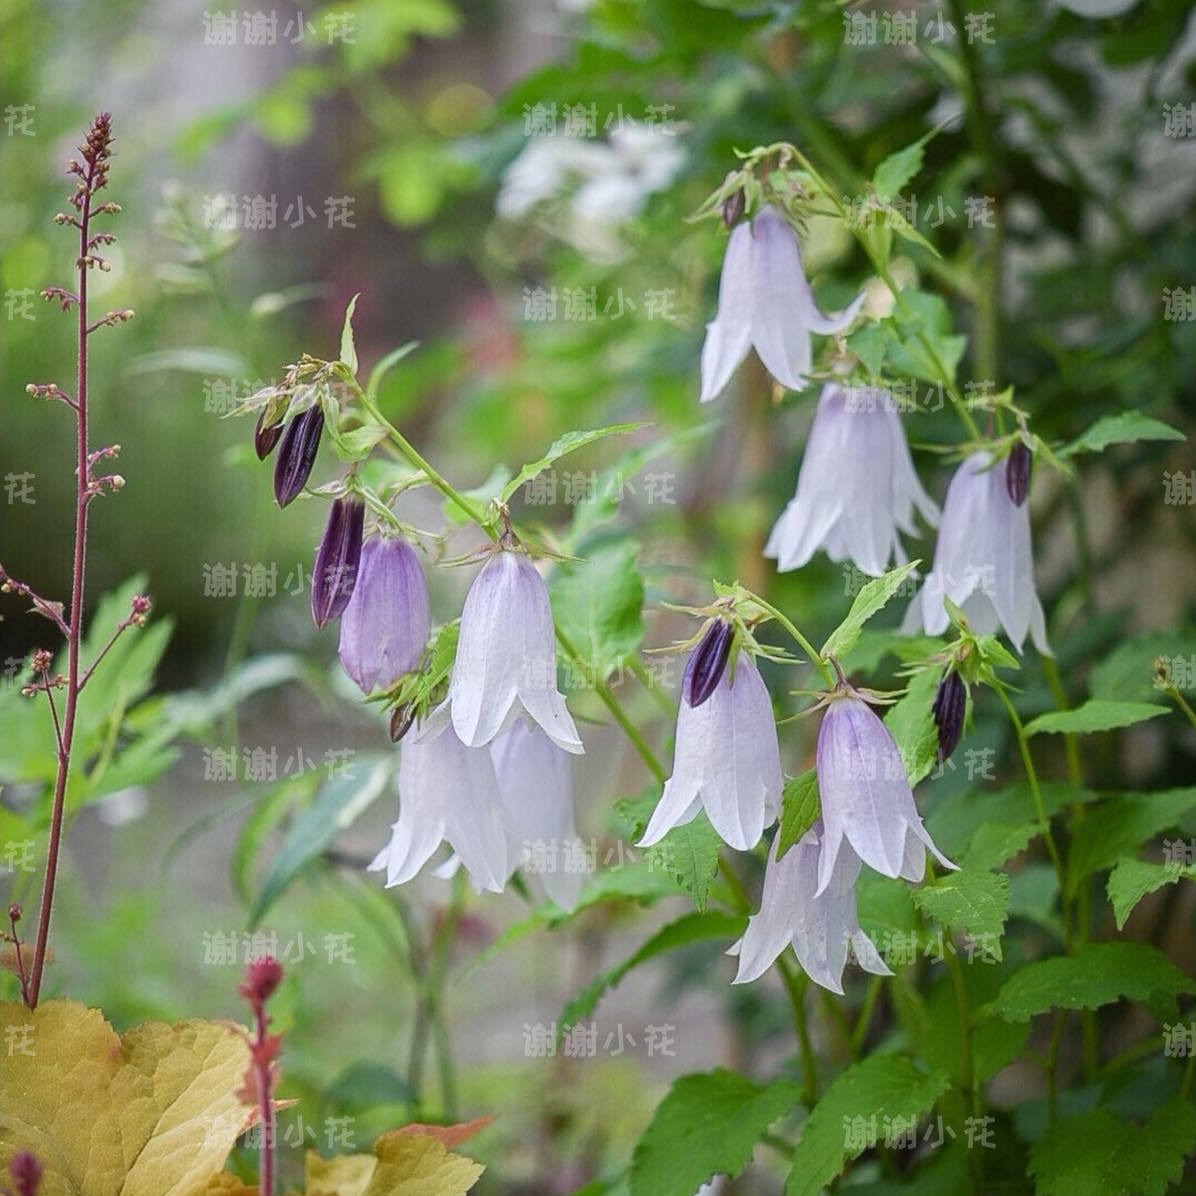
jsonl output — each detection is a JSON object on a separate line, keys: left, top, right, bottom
{"left": 914, "top": 869, "right": 1010, "bottom": 958}
{"left": 776, "top": 770, "right": 820, "bottom": 860}
{"left": 821, "top": 560, "right": 921, "bottom": 661}
{"left": 1024, "top": 699, "right": 1169, "bottom": 737}
{"left": 339, "top": 293, "right": 360, "bottom": 374}
{"left": 501, "top": 423, "right": 647, "bottom": 504}
{"left": 1107, "top": 857, "right": 1196, "bottom": 930}
{"left": 1061, "top": 411, "right": 1185, "bottom": 458}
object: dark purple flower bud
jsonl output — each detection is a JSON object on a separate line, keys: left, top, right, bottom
{"left": 722, "top": 188, "right": 745, "bottom": 229}
{"left": 273, "top": 406, "right": 325, "bottom": 508}
{"left": 683, "top": 619, "right": 734, "bottom": 708}
{"left": 311, "top": 496, "right": 365, "bottom": 629}
{"left": 254, "top": 409, "right": 285, "bottom": 461}
{"left": 931, "top": 669, "right": 967, "bottom": 762}
{"left": 1005, "top": 440, "right": 1031, "bottom": 507}
{"left": 339, "top": 537, "right": 430, "bottom": 694}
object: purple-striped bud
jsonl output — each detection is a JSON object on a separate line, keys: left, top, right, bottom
{"left": 311, "top": 497, "right": 364, "bottom": 629}
{"left": 388, "top": 702, "right": 417, "bottom": 743}
{"left": 721, "top": 188, "right": 745, "bottom": 229}
{"left": 683, "top": 619, "right": 734, "bottom": 708}
{"left": 931, "top": 669, "right": 967, "bottom": 762}
{"left": 1006, "top": 440, "right": 1031, "bottom": 507}
{"left": 338, "top": 536, "right": 430, "bottom": 694}
{"left": 254, "top": 410, "right": 285, "bottom": 460}
{"left": 273, "top": 406, "right": 325, "bottom": 508}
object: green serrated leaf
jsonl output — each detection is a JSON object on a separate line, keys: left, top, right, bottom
{"left": 501, "top": 423, "right": 646, "bottom": 504}
{"left": 644, "top": 814, "right": 722, "bottom": 913}
{"left": 913, "top": 869, "right": 1010, "bottom": 958}
{"left": 1029, "top": 1099, "right": 1196, "bottom": 1196}
{"left": 785, "top": 1055, "right": 951, "bottom": 1196}
{"left": 1066, "top": 788, "right": 1196, "bottom": 896}
{"left": 962, "top": 820, "right": 1038, "bottom": 872}
{"left": 884, "top": 665, "right": 941, "bottom": 786}
{"left": 822, "top": 560, "right": 921, "bottom": 661}
{"left": 561, "top": 911, "right": 744, "bottom": 1029}
{"left": 631, "top": 1070, "right": 801, "bottom": 1196}
{"left": 1107, "top": 857, "right": 1196, "bottom": 929}
{"left": 1023, "top": 699, "right": 1169, "bottom": 737}
{"left": 1061, "top": 411, "right": 1185, "bottom": 458}
{"left": 983, "top": 941, "right": 1196, "bottom": 1023}
{"left": 846, "top": 322, "right": 895, "bottom": 377}
{"left": 872, "top": 131, "right": 936, "bottom": 201}
{"left": 776, "top": 770, "right": 820, "bottom": 860}
{"left": 550, "top": 541, "right": 644, "bottom": 682}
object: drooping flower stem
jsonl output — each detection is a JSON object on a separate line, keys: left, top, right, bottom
{"left": 790, "top": 148, "right": 983, "bottom": 442}
{"left": 944, "top": 941, "right": 984, "bottom": 1194}
{"left": 745, "top": 593, "right": 834, "bottom": 687}
{"left": 776, "top": 957, "right": 818, "bottom": 1103}
{"left": 991, "top": 679, "right": 1068, "bottom": 940}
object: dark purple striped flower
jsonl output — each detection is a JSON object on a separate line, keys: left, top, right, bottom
{"left": 683, "top": 619, "right": 734, "bottom": 708}
{"left": 1006, "top": 440, "right": 1032, "bottom": 507}
{"left": 931, "top": 669, "right": 967, "bottom": 762}
{"left": 254, "top": 409, "right": 285, "bottom": 461}
{"left": 310, "top": 496, "right": 364, "bottom": 629}
{"left": 273, "top": 406, "right": 325, "bottom": 508}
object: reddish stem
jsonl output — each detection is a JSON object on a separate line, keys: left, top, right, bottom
{"left": 25, "top": 151, "right": 95, "bottom": 1008}
{"left": 255, "top": 1004, "right": 276, "bottom": 1196}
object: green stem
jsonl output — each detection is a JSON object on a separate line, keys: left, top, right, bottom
{"left": 992, "top": 680, "right": 1067, "bottom": 929}
{"left": 748, "top": 593, "right": 834, "bottom": 687}
{"left": 1164, "top": 684, "right": 1196, "bottom": 734}
{"left": 1181, "top": 1050, "right": 1195, "bottom": 1101}
{"left": 945, "top": 945, "right": 984, "bottom": 1193}
{"left": 778, "top": 956, "right": 819, "bottom": 1104}
{"left": 850, "top": 975, "right": 883, "bottom": 1057}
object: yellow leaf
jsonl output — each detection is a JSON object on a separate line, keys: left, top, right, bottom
{"left": 364, "top": 1132, "right": 483, "bottom": 1196}
{"left": 304, "top": 1149, "right": 376, "bottom": 1196}
{"left": 0, "top": 999, "right": 252, "bottom": 1196}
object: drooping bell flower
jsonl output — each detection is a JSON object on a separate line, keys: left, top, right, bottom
{"left": 700, "top": 205, "right": 864, "bottom": 404}
{"left": 338, "top": 536, "right": 430, "bottom": 694}
{"left": 273, "top": 405, "right": 325, "bottom": 507}
{"left": 490, "top": 720, "right": 584, "bottom": 912}
{"left": 931, "top": 669, "right": 967, "bottom": 762}
{"left": 639, "top": 651, "right": 783, "bottom": 852}
{"left": 765, "top": 384, "right": 939, "bottom": 577}
{"left": 311, "top": 496, "right": 364, "bottom": 629}
{"left": 368, "top": 709, "right": 508, "bottom": 894}
{"left": 254, "top": 409, "right": 285, "bottom": 460}
{"left": 448, "top": 548, "right": 583, "bottom": 755}
{"left": 816, "top": 694, "right": 955, "bottom": 895}
{"left": 730, "top": 823, "right": 891, "bottom": 994}
{"left": 902, "top": 451, "right": 1050, "bottom": 654}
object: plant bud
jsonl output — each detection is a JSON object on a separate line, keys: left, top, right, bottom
{"left": 931, "top": 669, "right": 967, "bottom": 762}
{"left": 721, "top": 188, "right": 745, "bottom": 229}
{"left": 239, "top": 955, "right": 284, "bottom": 1004}
{"left": 683, "top": 619, "right": 734, "bottom": 708}
{"left": 1005, "top": 440, "right": 1031, "bottom": 507}
{"left": 273, "top": 406, "right": 325, "bottom": 508}
{"left": 311, "top": 496, "right": 365, "bottom": 629}
{"left": 389, "top": 702, "right": 417, "bottom": 743}
{"left": 254, "top": 409, "right": 285, "bottom": 460}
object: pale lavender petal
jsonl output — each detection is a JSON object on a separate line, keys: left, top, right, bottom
{"left": 732, "top": 830, "right": 815, "bottom": 985}
{"left": 699, "top": 220, "right": 755, "bottom": 403}
{"left": 338, "top": 536, "right": 430, "bottom": 694}
{"left": 816, "top": 698, "right": 912, "bottom": 890}
{"left": 491, "top": 720, "right": 584, "bottom": 911}
{"left": 748, "top": 207, "right": 816, "bottom": 391}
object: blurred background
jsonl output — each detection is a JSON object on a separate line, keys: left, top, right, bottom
{"left": 2, "top": 0, "right": 1195, "bottom": 1191}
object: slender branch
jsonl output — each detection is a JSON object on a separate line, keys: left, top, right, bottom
{"left": 778, "top": 957, "right": 819, "bottom": 1104}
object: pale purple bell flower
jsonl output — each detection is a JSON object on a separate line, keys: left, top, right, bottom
{"left": 730, "top": 823, "right": 891, "bottom": 994}
{"left": 338, "top": 536, "right": 430, "bottom": 695}
{"left": 902, "top": 451, "right": 1050, "bottom": 654}
{"left": 700, "top": 205, "right": 864, "bottom": 403}
{"left": 815, "top": 695, "right": 955, "bottom": 895}
{"left": 639, "top": 651, "right": 783, "bottom": 852}
{"left": 765, "top": 383, "right": 939, "bottom": 577}
{"left": 449, "top": 549, "right": 583, "bottom": 755}
{"left": 367, "top": 707, "right": 508, "bottom": 895}
{"left": 490, "top": 720, "right": 584, "bottom": 912}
